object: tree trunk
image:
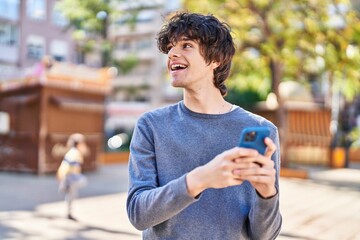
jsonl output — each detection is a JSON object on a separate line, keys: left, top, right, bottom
{"left": 270, "top": 59, "right": 287, "bottom": 167}
{"left": 101, "top": 14, "right": 109, "bottom": 67}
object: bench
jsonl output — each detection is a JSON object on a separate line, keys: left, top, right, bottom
{"left": 254, "top": 101, "right": 333, "bottom": 166}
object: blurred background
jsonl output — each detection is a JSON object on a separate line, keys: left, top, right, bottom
{"left": 0, "top": 0, "right": 360, "bottom": 173}
{"left": 0, "top": 0, "right": 360, "bottom": 239}
{"left": 1, "top": 0, "right": 360, "bottom": 174}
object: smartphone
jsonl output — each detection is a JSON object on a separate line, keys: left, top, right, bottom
{"left": 238, "top": 127, "right": 270, "bottom": 155}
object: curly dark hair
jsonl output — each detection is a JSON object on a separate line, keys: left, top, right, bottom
{"left": 157, "top": 12, "right": 235, "bottom": 96}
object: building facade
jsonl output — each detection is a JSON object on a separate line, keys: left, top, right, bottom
{"left": 0, "top": 0, "right": 182, "bottom": 153}
{"left": 103, "top": 0, "right": 182, "bottom": 150}
{"left": 0, "top": 0, "right": 74, "bottom": 80}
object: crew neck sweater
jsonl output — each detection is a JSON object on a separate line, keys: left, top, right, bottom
{"left": 127, "top": 101, "right": 282, "bottom": 240}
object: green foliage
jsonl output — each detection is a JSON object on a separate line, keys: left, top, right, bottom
{"left": 55, "top": 0, "right": 128, "bottom": 66}
{"left": 113, "top": 55, "right": 139, "bottom": 74}
{"left": 349, "top": 127, "right": 360, "bottom": 148}
{"left": 225, "top": 69, "right": 270, "bottom": 108}
{"left": 55, "top": 0, "right": 113, "bottom": 66}
{"left": 225, "top": 88, "right": 265, "bottom": 109}
{"left": 184, "top": 0, "right": 360, "bottom": 100}
{"left": 83, "top": 39, "right": 97, "bottom": 53}
{"left": 55, "top": 0, "right": 112, "bottom": 36}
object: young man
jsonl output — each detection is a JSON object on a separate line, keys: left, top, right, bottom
{"left": 127, "top": 12, "right": 282, "bottom": 239}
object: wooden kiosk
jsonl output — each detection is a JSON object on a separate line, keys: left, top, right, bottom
{"left": 0, "top": 63, "right": 113, "bottom": 174}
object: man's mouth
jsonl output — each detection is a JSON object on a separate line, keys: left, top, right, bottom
{"left": 170, "top": 64, "right": 188, "bottom": 71}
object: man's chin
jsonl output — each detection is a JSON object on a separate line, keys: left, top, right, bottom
{"left": 171, "top": 80, "right": 183, "bottom": 88}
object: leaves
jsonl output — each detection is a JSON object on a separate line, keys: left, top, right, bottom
{"left": 184, "top": 0, "right": 360, "bottom": 101}
{"left": 113, "top": 55, "right": 139, "bottom": 74}
{"left": 55, "top": 0, "right": 117, "bottom": 66}
{"left": 55, "top": 0, "right": 111, "bottom": 35}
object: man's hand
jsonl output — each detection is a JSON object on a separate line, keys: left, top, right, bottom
{"left": 186, "top": 137, "right": 277, "bottom": 198}
{"left": 232, "top": 137, "right": 277, "bottom": 198}
{"left": 186, "top": 147, "right": 261, "bottom": 197}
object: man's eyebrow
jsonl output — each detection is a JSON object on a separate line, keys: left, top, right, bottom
{"left": 180, "top": 37, "right": 193, "bottom": 42}
{"left": 167, "top": 37, "right": 195, "bottom": 47}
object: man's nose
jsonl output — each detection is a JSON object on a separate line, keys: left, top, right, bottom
{"left": 168, "top": 47, "right": 181, "bottom": 59}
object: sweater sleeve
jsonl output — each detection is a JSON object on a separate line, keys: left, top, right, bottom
{"left": 126, "top": 116, "right": 198, "bottom": 230}
{"left": 248, "top": 126, "right": 282, "bottom": 239}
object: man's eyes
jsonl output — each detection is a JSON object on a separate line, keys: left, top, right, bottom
{"left": 166, "top": 42, "right": 193, "bottom": 52}
{"left": 183, "top": 43, "right": 193, "bottom": 48}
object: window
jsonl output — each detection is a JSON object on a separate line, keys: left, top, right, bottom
{"left": 26, "top": 35, "right": 45, "bottom": 60}
{"left": 136, "top": 39, "right": 152, "bottom": 50}
{"left": 27, "top": 0, "right": 46, "bottom": 20}
{"left": 52, "top": 8, "right": 68, "bottom": 26}
{"left": 0, "top": 23, "right": 18, "bottom": 46}
{"left": 115, "top": 10, "right": 155, "bottom": 25}
{"left": 116, "top": 41, "right": 131, "bottom": 51}
{"left": 0, "top": 0, "right": 20, "bottom": 21}
{"left": 0, "top": 112, "right": 10, "bottom": 134}
{"left": 50, "top": 40, "right": 68, "bottom": 61}
{"left": 136, "top": 10, "right": 155, "bottom": 23}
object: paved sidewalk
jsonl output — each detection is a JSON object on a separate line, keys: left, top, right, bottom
{"left": 1, "top": 164, "right": 360, "bottom": 240}
{"left": 278, "top": 171, "right": 360, "bottom": 240}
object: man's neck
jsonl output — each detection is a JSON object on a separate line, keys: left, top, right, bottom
{"left": 183, "top": 89, "right": 233, "bottom": 114}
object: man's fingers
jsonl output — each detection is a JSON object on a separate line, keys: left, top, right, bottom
{"left": 232, "top": 160, "right": 262, "bottom": 169}
{"left": 222, "top": 147, "right": 258, "bottom": 161}
{"left": 264, "top": 137, "right": 276, "bottom": 158}
{"left": 233, "top": 167, "right": 276, "bottom": 180}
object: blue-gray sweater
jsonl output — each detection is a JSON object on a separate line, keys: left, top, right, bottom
{"left": 127, "top": 101, "right": 282, "bottom": 239}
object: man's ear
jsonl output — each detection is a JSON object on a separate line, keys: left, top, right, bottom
{"left": 211, "top": 61, "right": 220, "bottom": 69}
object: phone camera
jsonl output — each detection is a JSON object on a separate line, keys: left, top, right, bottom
{"left": 245, "top": 131, "right": 257, "bottom": 142}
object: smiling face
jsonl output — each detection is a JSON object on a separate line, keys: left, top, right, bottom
{"left": 167, "top": 38, "right": 219, "bottom": 91}
{"left": 157, "top": 13, "right": 235, "bottom": 96}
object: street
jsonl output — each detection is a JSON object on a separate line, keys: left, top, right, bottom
{"left": 1, "top": 164, "right": 360, "bottom": 240}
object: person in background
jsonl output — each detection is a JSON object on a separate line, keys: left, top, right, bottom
{"left": 57, "top": 133, "right": 88, "bottom": 221}
{"left": 26, "top": 55, "right": 53, "bottom": 83}
{"left": 127, "top": 12, "right": 282, "bottom": 239}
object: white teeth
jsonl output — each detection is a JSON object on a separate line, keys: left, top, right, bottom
{"left": 171, "top": 64, "right": 187, "bottom": 71}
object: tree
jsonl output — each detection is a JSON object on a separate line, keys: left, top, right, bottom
{"left": 55, "top": 0, "right": 115, "bottom": 67}
{"left": 56, "top": 0, "right": 161, "bottom": 69}
{"left": 184, "top": 0, "right": 360, "bottom": 164}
